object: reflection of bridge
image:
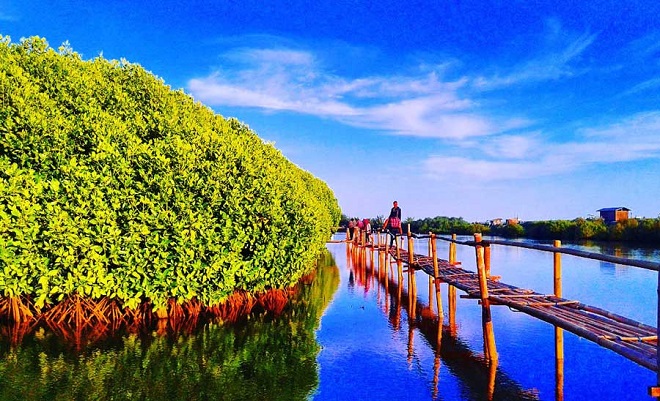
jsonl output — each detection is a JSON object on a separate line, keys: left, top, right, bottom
{"left": 343, "top": 228, "right": 660, "bottom": 399}
{"left": 346, "top": 245, "right": 540, "bottom": 401}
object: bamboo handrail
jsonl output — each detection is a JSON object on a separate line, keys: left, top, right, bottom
{"left": 435, "top": 235, "right": 660, "bottom": 272}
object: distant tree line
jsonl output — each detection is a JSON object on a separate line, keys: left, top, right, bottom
{"left": 339, "top": 215, "right": 660, "bottom": 244}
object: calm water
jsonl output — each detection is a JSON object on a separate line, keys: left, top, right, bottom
{"left": 0, "top": 237, "right": 657, "bottom": 400}
{"left": 313, "top": 235, "right": 659, "bottom": 401}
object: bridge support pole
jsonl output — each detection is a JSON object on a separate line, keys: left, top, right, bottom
{"left": 450, "top": 233, "right": 457, "bottom": 265}
{"left": 650, "top": 270, "right": 660, "bottom": 398}
{"left": 428, "top": 233, "right": 434, "bottom": 312}
{"left": 407, "top": 231, "right": 416, "bottom": 320}
{"left": 474, "top": 233, "right": 498, "bottom": 363}
{"left": 554, "top": 240, "right": 562, "bottom": 298}
{"left": 396, "top": 236, "right": 403, "bottom": 288}
{"left": 448, "top": 234, "right": 457, "bottom": 333}
{"left": 553, "top": 240, "right": 565, "bottom": 401}
{"left": 432, "top": 234, "right": 444, "bottom": 346}
{"left": 484, "top": 243, "right": 491, "bottom": 278}
{"left": 431, "top": 234, "right": 444, "bottom": 318}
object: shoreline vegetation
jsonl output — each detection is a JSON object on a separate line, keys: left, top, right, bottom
{"left": 340, "top": 215, "right": 660, "bottom": 245}
{"left": 0, "top": 36, "right": 340, "bottom": 329}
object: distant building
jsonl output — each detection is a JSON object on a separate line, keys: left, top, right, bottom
{"left": 506, "top": 218, "right": 519, "bottom": 225}
{"left": 597, "top": 207, "right": 630, "bottom": 223}
{"left": 489, "top": 218, "right": 503, "bottom": 226}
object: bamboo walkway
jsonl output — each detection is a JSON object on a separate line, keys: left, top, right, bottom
{"left": 386, "top": 245, "right": 659, "bottom": 372}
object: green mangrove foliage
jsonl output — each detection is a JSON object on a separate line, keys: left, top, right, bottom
{"left": 407, "top": 216, "right": 484, "bottom": 235}
{"left": 0, "top": 36, "right": 340, "bottom": 313}
{"left": 402, "top": 215, "right": 660, "bottom": 244}
{"left": 0, "top": 253, "right": 341, "bottom": 401}
{"left": 513, "top": 217, "right": 660, "bottom": 242}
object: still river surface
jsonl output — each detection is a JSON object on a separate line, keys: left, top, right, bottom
{"left": 0, "top": 235, "right": 658, "bottom": 400}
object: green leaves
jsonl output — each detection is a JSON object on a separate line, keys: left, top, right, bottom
{"left": 0, "top": 36, "right": 340, "bottom": 312}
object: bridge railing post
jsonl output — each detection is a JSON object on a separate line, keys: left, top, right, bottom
{"left": 554, "top": 240, "right": 562, "bottom": 298}
{"left": 431, "top": 234, "right": 443, "bottom": 318}
{"left": 651, "top": 270, "right": 660, "bottom": 398}
{"left": 553, "top": 240, "right": 565, "bottom": 401}
{"left": 474, "top": 232, "right": 498, "bottom": 363}
{"left": 448, "top": 233, "right": 457, "bottom": 332}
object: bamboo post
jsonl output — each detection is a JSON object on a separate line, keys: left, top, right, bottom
{"left": 448, "top": 284, "right": 457, "bottom": 334}
{"left": 474, "top": 232, "right": 482, "bottom": 272}
{"left": 395, "top": 233, "right": 401, "bottom": 260}
{"left": 652, "top": 270, "right": 660, "bottom": 397}
{"left": 432, "top": 234, "right": 443, "bottom": 318}
{"left": 396, "top": 269, "right": 402, "bottom": 330}
{"left": 553, "top": 239, "right": 565, "bottom": 401}
{"left": 408, "top": 231, "right": 414, "bottom": 269}
{"left": 657, "top": 271, "right": 660, "bottom": 396}
{"left": 432, "top": 234, "right": 445, "bottom": 346}
{"left": 396, "top": 235, "right": 403, "bottom": 284}
{"left": 448, "top": 234, "right": 457, "bottom": 332}
{"left": 554, "top": 240, "right": 562, "bottom": 298}
{"left": 378, "top": 241, "right": 382, "bottom": 277}
{"left": 408, "top": 231, "right": 417, "bottom": 295}
{"left": 484, "top": 241, "right": 491, "bottom": 278}
{"left": 407, "top": 231, "right": 416, "bottom": 320}
{"left": 474, "top": 233, "right": 498, "bottom": 362}
{"left": 428, "top": 277, "right": 434, "bottom": 313}
{"left": 428, "top": 232, "right": 433, "bottom": 311}
{"left": 385, "top": 230, "right": 390, "bottom": 254}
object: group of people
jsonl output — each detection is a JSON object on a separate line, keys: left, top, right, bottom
{"left": 347, "top": 200, "right": 402, "bottom": 247}
{"left": 347, "top": 217, "right": 372, "bottom": 242}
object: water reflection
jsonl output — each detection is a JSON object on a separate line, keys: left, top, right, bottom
{"left": 0, "top": 252, "right": 340, "bottom": 401}
{"left": 346, "top": 243, "right": 539, "bottom": 401}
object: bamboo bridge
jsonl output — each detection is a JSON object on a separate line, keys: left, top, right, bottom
{"left": 342, "top": 228, "right": 660, "bottom": 398}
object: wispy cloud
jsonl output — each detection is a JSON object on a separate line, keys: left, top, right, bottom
{"left": 188, "top": 46, "right": 527, "bottom": 139}
{"left": 473, "top": 22, "right": 597, "bottom": 89}
{"left": 623, "top": 77, "right": 660, "bottom": 96}
{"left": 423, "top": 111, "right": 660, "bottom": 181}
{"left": 0, "top": 11, "right": 15, "bottom": 21}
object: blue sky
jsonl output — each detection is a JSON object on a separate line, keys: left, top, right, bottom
{"left": 3, "top": 1, "right": 659, "bottom": 222}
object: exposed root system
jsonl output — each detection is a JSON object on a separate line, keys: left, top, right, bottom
{"left": 0, "top": 287, "right": 296, "bottom": 347}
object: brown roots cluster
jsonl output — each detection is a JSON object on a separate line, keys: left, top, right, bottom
{"left": 0, "top": 288, "right": 296, "bottom": 347}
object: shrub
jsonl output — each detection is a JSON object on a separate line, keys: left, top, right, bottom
{"left": 0, "top": 36, "right": 340, "bottom": 313}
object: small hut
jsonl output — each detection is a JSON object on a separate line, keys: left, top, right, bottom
{"left": 597, "top": 207, "right": 630, "bottom": 224}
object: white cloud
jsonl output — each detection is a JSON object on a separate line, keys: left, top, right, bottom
{"left": 478, "top": 133, "right": 545, "bottom": 159}
{"left": 188, "top": 46, "right": 527, "bottom": 139}
{"left": 423, "top": 111, "right": 660, "bottom": 181}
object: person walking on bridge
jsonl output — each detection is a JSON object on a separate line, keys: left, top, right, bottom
{"left": 382, "top": 200, "right": 402, "bottom": 247}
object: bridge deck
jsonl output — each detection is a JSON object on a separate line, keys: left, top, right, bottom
{"left": 385, "top": 246, "right": 658, "bottom": 372}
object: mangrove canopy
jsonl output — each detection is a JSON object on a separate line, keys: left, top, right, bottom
{"left": 0, "top": 36, "right": 340, "bottom": 321}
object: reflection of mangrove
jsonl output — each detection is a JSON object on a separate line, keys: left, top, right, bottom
{"left": 0, "top": 252, "right": 340, "bottom": 401}
{"left": 348, "top": 246, "right": 539, "bottom": 401}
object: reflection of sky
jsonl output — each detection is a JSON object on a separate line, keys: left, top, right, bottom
{"left": 314, "top": 239, "right": 656, "bottom": 400}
